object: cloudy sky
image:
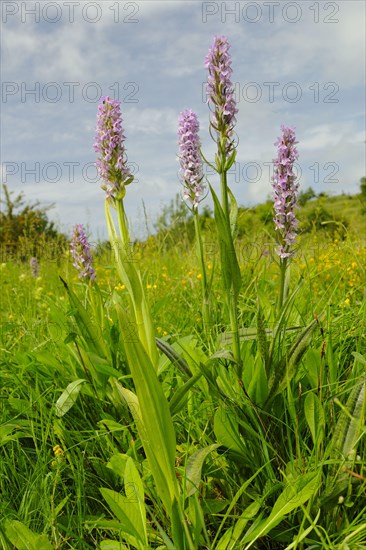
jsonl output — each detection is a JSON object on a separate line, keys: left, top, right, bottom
{"left": 1, "top": 0, "right": 365, "bottom": 240}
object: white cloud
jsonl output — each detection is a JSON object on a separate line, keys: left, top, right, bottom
{"left": 125, "top": 107, "right": 178, "bottom": 135}
{"left": 1, "top": 0, "right": 364, "bottom": 239}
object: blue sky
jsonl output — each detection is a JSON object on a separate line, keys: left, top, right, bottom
{"left": 1, "top": 0, "right": 365, "bottom": 241}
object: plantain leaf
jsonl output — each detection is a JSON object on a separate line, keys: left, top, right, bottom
{"left": 332, "top": 377, "right": 365, "bottom": 459}
{"left": 242, "top": 471, "right": 319, "bottom": 547}
{"left": 100, "top": 488, "right": 144, "bottom": 544}
{"left": 214, "top": 406, "right": 245, "bottom": 455}
{"left": 55, "top": 379, "right": 87, "bottom": 417}
{"left": 100, "top": 541, "right": 129, "bottom": 550}
{"left": 124, "top": 457, "right": 147, "bottom": 543}
{"left": 185, "top": 444, "right": 220, "bottom": 497}
{"left": 304, "top": 391, "right": 325, "bottom": 446}
{"left": 3, "top": 520, "right": 53, "bottom": 550}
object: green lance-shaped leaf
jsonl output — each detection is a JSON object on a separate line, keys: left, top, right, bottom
{"left": 212, "top": 463, "right": 269, "bottom": 547}
{"left": 185, "top": 444, "right": 220, "bottom": 497}
{"left": 267, "top": 278, "right": 304, "bottom": 366}
{"left": 266, "top": 317, "right": 319, "bottom": 406}
{"left": 100, "top": 488, "right": 146, "bottom": 547}
{"left": 223, "top": 149, "right": 237, "bottom": 172}
{"left": 59, "top": 277, "right": 109, "bottom": 359}
{"left": 256, "top": 304, "right": 269, "bottom": 375}
{"left": 241, "top": 471, "right": 320, "bottom": 548}
{"left": 105, "top": 201, "right": 158, "bottom": 368}
{"left": 227, "top": 185, "right": 238, "bottom": 240}
{"left": 156, "top": 337, "right": 192, "bottom": 378}
{"left": 304, "top": 391, "right": 325, "bottom": 446}
{"left": 100, "top": 456, "right": 147, "bottom": 548}
{"left": 55, "top": 379, "right": 87, "bottom": 417}
{"left": 214, "top": 406, "right": 247, "bottom": 456}
{"left": 124, "top": 456, "right": 147, "bottom": 543}
{"left": 112, "top": 305, "right": 178, "bottom": 515}
{"left": 332, "top": 377, "right": 365, "bottom": 459}
{"left": 209, "top": 184, "right": 241, "bottom": 300}
{"left": 110, "top": 381, "right": 176, "bottom": 518}
{"left": 215, "top": 501, "right": 261, "bottom": 550}
{"left": 169, "top": 371, "right": 203, "bottom": 417}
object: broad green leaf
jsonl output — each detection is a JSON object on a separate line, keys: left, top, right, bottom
{"left": 3, "top": 520, "right": 53, "bottom": 550}
{"left": 107, "top": 453, "right": 129, "bottom": 480}
{"left": 352, "top": 352, "right": 366, "bottom": 365}
{"left": 100, "top": 541, "right": 129, "bottom": 550}
{"left": 100, "top": 488, "right": 144, "bottom": 545}
{"left": 214, "top": 406, "right": 245, "bottom": 455}
{"left": 171, "top": 497, "right": 186, "bottom": 550}
{"left": 0, "top": 424, "right": 30, "bottom": 446}
{"left": 185, "top": 444, "right": 220, "bottom": 497}
{"left": 304, "top": 392, "right": 324, "bottom": 445}
{"left": 303, "top": 348, "right": 321, "bottom": 388}
{"left": 124, "top": 457, "right": 147, "bottom": 543}
{"left": 247, "top": 354, "right": 268, "bottom": 405}
{"left": 55, "top": 379, "right": 87, "bottom": 417}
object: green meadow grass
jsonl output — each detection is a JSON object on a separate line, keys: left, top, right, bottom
{"left": 0, "top": 196, "right": 365, "bottom": 549}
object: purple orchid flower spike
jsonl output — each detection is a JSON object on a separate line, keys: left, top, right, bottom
{"left": 177, "top": 109, "right": 205, "bottom": 209}
{"left": 70, "top": 224, "right": 96, "bottom": 280}
{"left": 94, "top": 96, "right": 133, "bottom": 201}
{"left": 204, "top": 35, "right": 238, "bottom": 159}
{"left": 272, "top": 125, "right": 299, "bottom": 259}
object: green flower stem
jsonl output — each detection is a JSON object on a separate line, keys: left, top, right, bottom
{"left": 220, "top": 164, "right": 231, "bottom": 220}
{"left": 220, "top": 169, "right": 242, "bottom": 374}
{"left": 107, "top": 198, "right": 158, "bottom": 368}
{"left": 278, "top": 257, "right": 289, "bottom": 313}
{"left": 115, "top": 197, "right": 130, "bottom": 250}
{"left": 194, "top": 209, "right": 211, "bottom": 334}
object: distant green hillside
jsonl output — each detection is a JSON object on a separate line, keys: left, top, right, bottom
{"left": 152, "top": 192, "right": 366, "bottom": 250}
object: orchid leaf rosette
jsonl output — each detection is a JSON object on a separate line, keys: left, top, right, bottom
{"left": 94, "top": 96, "right": 133, "bottom": 203}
